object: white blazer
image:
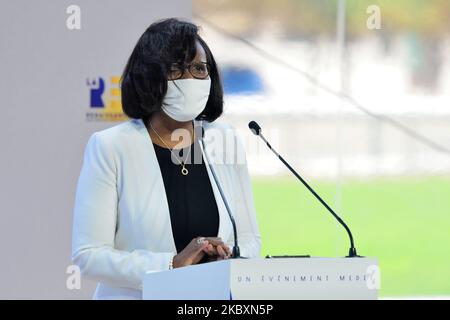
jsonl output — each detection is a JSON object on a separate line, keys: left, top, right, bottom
{"left": 72, "top": 118, "right": 262, "bottom": 300}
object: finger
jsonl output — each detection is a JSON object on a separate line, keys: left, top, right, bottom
{"left": 202, "top": 244, "right": 217, "bottom": 256}
{"left": 217, "top": 245, "right": 227, "bottom": 258}
{"left": 204, "top": 237, "right": 225, "bottom": 247}
{"left": 209, "top": 244, "right": 218, "bottom": 255}
{"left": 212, "top": 244, "right": 231, "bottom": 258}
{"left": 193, "top": 237, "right": 209, "bottom": 249}
{"left": 195, "top": 240, "right": 210, "bottom": 253}
{"left": 222, "top": 244, "right": 232, "bottom": 257}
{"left": 215, "top": 243, "right": 231, "bottom": 256}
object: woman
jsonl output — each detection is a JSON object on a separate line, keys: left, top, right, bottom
{"left": 72, "top": 18, "right": 261, "bottom": 300}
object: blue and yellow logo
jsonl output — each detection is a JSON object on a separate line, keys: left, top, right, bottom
{"left": 86, "top": 76, "right": 127, "bottom": 122}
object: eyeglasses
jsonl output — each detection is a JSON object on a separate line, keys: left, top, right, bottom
{"left": 168, "top": 62, "right": 210, "bottom": 80}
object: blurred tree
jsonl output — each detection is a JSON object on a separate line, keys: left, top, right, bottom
{"left": 194, "top": 0, "right": 450, "bottom": 92}
{"left": 194, "top": 0, "right": 450, "bottom": 38}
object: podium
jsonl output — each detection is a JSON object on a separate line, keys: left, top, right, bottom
{"left": 143, "top": 257, "right": 379, "bottom": 300}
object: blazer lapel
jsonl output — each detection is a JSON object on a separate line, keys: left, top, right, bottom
{"left": 133, "top": 119, "right": 177, "bottom": 253}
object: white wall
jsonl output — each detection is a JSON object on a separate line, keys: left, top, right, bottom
{"left": 0, "top": 0, "right": 191, "bottom": 299}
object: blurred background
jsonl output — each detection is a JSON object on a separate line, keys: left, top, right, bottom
{"left": 0, "top": 0, "right": 448, "bottom": 299}
{"left": 193, "top": 0, "right": 450, "bottom": 298}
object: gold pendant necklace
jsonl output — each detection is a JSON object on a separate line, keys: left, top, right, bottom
{"left": 149, "top": 121, "right": 193, "bottom": 176}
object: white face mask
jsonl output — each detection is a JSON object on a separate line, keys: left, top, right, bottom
{"left": 161, "top": 78, "right": 211, "bottom": 122}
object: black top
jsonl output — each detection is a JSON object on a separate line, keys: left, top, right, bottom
{"left": 153, "top": 139, "right": 219, "bottom": 254}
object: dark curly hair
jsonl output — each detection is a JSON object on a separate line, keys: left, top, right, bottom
{"left": 120, "top": 18, "right": 223, "bottom": 123}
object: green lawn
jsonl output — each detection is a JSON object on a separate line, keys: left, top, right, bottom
{"left": 252, "top": 176, "right": 450, "bottom": 297}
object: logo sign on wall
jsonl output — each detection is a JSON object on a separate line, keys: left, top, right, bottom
{"left": 86, "top": 76, "right": 128, "bottom": 122}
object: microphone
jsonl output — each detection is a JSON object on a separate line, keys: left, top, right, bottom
{"left": 248, "top": 120, "right": 360, "bottom": 258}
{"left": 199, "top": 125, "right": 242, "bottom": 259}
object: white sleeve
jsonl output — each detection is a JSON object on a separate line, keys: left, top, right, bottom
{"left": 71, "top": 132, "right": 175, "bottom": 290}
{"left": 232, "top": 130, "right": 262, "bottom": 258}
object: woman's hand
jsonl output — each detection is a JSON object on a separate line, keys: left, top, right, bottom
{"left": 201, "top": 237, "right": 232, "bottom": 261}
{"left": 172, "top": 237, "right": 210, "bottom": 268}
{"left": 172, "top": 237, "right": 232, "bottom": 268}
